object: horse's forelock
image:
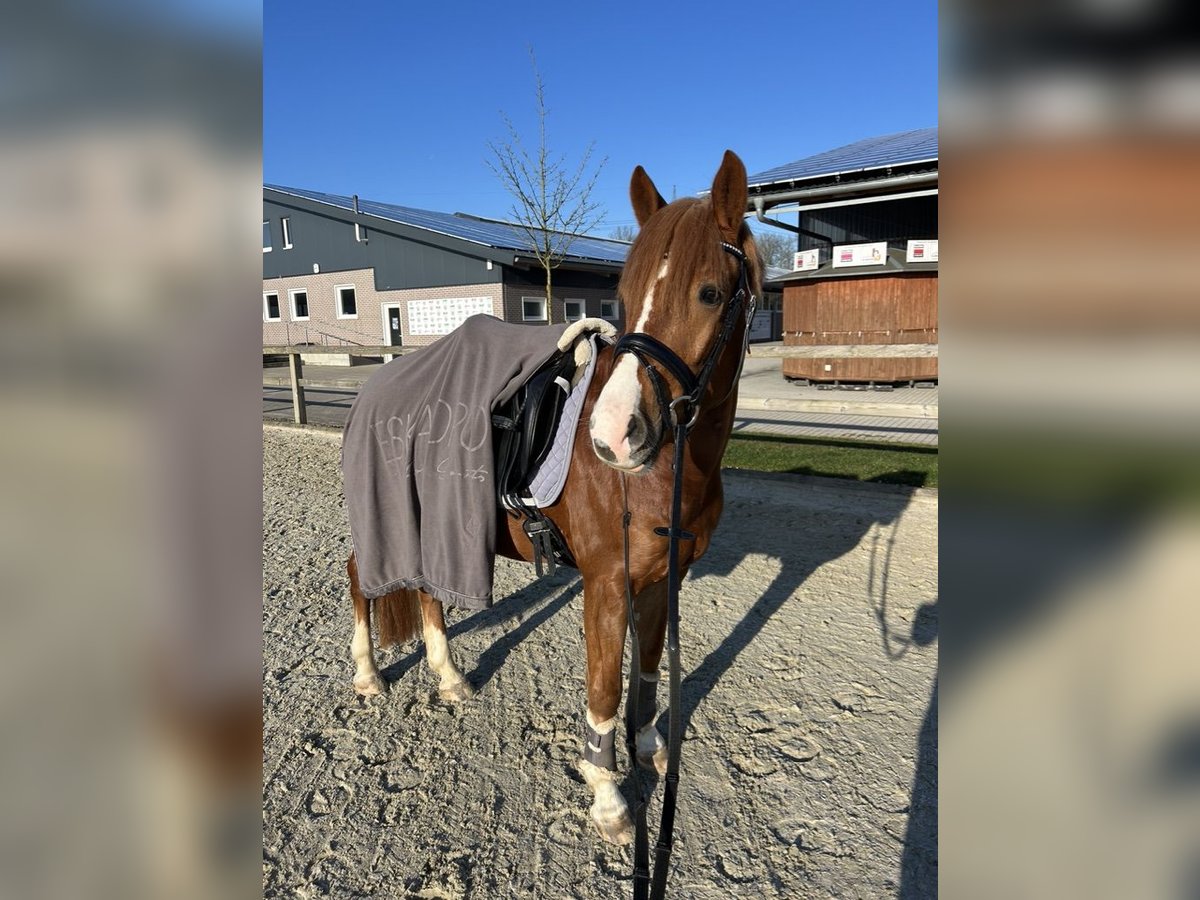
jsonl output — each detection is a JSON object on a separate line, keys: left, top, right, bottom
{"left": 619, "top": 199, "right": 724, "bottom": 311}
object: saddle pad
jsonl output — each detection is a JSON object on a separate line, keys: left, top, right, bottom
{"left": 524, "top": 333, "right": 605, "bottom": 508}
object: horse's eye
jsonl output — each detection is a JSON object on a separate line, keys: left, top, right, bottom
{"left": 698, "top": 285, "right": 721, "bottom": 306}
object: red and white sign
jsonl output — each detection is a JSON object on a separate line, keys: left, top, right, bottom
{"left": 906, "top": 239, "right": 939, "bottom": 262}
{"left": 831, "top": 242, "right": 888, "bottom": 268}
{"left": 792, "top": 248, "right": 820, "bottom": 272}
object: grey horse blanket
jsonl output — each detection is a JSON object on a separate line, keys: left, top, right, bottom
{"left": 342, "top": 314, "right": 605, "bottom": 609}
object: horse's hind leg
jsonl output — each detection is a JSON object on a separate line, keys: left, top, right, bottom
{"left": 417, "top": 592, "right": 475, "bottom": 703}
{"left": 347, "top": 554, "right": 386, "bottom": 696}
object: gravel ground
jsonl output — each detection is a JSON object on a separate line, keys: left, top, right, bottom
{"left": 263, "top": 425, "right": 938, "bottom": 899}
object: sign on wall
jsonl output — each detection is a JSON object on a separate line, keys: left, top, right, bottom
{"left": 793, "top": 248, "right": 820, "bottom": 272}
{"left": 407, "top": 296, "right": 497, "bottom": 336}
{"left": 832, "top": 242, "right": 888, "bottom": 268}
{"left": 906, "top": 239, "right": 939, "bottom": 262}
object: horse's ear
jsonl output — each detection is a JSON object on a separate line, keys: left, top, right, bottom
{"left": 710, "top": 150, "right": 748, "bottom": 243}
{"left": 630, "top": 165, "right": 667, "bottom": 227}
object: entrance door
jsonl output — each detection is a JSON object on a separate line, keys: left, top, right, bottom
{"left": 382, "top": 304, "right": 403, "bottom": 361}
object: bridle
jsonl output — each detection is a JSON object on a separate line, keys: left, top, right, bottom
{"left": 612, "top": 240, "right": 757, "bottom": 442}
{"left": 614, "top": 239, "right": 756, "bottom": 900}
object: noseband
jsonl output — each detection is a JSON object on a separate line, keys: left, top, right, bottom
{"left": 612, "top": 240, "right": 757, "bottom": 441}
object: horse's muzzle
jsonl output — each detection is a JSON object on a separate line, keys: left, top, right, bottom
{"left": 589, "top": 411, "right": 656, "bottom": 472}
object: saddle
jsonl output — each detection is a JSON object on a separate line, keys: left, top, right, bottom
{"left": 492, "top": 349, "right": 578, "bottom": 575}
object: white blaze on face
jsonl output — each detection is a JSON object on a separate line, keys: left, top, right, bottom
{"left": 590, "top": 258, "right": 670, "bottom": 464}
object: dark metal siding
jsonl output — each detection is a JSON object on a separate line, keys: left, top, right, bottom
{"left": 798, "top": 195, "right": 938, "bottom": 263}
{"left": 503, "top": 266, "right": 621, "bottom": 292}
{"left": 266, "top": 184, "right": 629, "bottom": 265}
{"left": 262, "top": 199, "right": 501, "bottom": 291}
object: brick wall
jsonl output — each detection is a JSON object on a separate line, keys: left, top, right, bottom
{"left": 262, "top": 267, "right": 386, "bottom": 346}
{"left": 501, "top": 282, "right": 625, "bottom": 331}
{"left": 377, "top": 282, "right": 505, "bottom": 348}
{"left": 262, "top": 268, "right": 505, "bottom": 347}
{"left": 263, "top": 267, "right": 625, "bottom": 348}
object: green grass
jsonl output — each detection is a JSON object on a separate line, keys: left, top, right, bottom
{"left": 721, "top": 433, "right": 938, "bottom": 488}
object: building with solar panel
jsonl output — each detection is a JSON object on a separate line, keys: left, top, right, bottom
{"left": 262, "top": 185, "right": 628, "bottom": 362}
{"left": 747, "top": 127, "right": 938, "bottom": 385}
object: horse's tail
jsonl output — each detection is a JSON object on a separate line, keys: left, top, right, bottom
{"left": 347, "top": 553, "right": 422, "bottom": 648}
{"left": 374, "top": 588, "right": 423, "bottom": 647}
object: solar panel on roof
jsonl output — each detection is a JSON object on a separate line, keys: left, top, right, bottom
{"left": 746, "top": 127, "right": 937, "bottom": 188}
{"left": 264, "top": 184, "right": 628, "bottom": 265}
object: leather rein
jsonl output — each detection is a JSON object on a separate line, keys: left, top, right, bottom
{"left": 616, "top": 240, "right": 756, "bottom": 900}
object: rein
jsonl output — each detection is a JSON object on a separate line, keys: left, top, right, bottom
{"left": 616, "top": 240, "right": 756, "bottom": 900}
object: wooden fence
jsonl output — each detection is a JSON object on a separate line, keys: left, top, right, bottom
{"left": 262, "top": 345, "right": 414, "bottom": 425}
{"left": 263, "top": 343, "right": 939, "bottom": 425}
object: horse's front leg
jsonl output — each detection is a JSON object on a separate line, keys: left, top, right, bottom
{"left": 578, "top": 573, "right": 634, "bottom": 845}
{"left": 417, "top": 592, "right": 475, "bottom": 703}
{"left": 630, "top": 579, "right": 670, "bottom": 776}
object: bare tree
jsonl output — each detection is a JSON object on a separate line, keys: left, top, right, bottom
{"left": 752, "top": 229, "right": 797, "bottom": 271}
{"left": 609, "top": 224, "right": 636, "bottom": 242}
{"left": 487, "top": 52, "right": 607, "bottom": 323}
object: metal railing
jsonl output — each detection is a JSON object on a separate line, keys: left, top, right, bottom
{"left": 277, "top": 320, "right": 383, "bottom": 347}
{"left": 307, "top": 328, "right": 369, "bottom": 347}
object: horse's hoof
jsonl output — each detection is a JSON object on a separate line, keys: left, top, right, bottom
{"left": 591, "top": 808, "right": 634, "bottom": 845}
{"left": 438, "top": 680, "right": 476, "bottom": 703}
{"left": 637, "top": 747, "right": 669, "bottom": 777}
{"left": 353, "top": 673, "right": 387, "bottom": 697}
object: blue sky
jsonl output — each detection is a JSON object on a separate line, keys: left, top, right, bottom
{"left": 264, "top": 1, "right": 937, "bottom": 234}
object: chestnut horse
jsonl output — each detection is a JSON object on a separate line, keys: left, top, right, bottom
{"left": 346, "top": 151, "right": 761, "bottom": 846}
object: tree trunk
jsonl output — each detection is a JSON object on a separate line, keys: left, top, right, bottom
{"left": 544, "top": 264, "right": 553, "bottom": 325}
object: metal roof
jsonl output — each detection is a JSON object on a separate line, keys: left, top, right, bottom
{"left": 746, "top": 128, "right": 938, "bottom": 190}
{"left": 264, "top": 184, "right": 629, "bottom": 266}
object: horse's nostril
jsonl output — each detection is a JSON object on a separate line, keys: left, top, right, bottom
{"left": 593, "top": 438, "right": 617, "bottom": 463}
{"left": 626, "top": 416, "right": 648, "bottom": 448}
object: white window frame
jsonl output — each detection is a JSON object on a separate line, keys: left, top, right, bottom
{"left": 262, "top": 220, "right": 272, "bottom": 253}
{"left": 288, "top": 288, "right": 310, "bottom": 322}
{"left": 601, "top": 299, "right": 619, "bottom": 320}
{"left": 281, "top": 217, "right": 293, "bottom": 250}
{"left": 564, "top": 299, "right": 585, "bottom": 322}
{"left": 335, "top": 284, "right": 359, "bottom": 320}
{"left": 263, "top": 291, "right": 281, "bottom": 322}
{"left": 521, "top": 295, "right": 547, "bottom": 322}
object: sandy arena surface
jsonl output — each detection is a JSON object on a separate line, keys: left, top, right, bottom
{"left": 263, "top": 425, "right": 938, "bottom": 898}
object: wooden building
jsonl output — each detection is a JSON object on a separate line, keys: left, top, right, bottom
{"left": 747, "top": 128, "right": 938, "bottom": 384}
{"left": 774, "top": 250, "right": 937, "bottom": 383}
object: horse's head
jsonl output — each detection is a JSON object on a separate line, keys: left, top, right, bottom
{"left": 589, "top": 150, "right": 762, "bottom": 472}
